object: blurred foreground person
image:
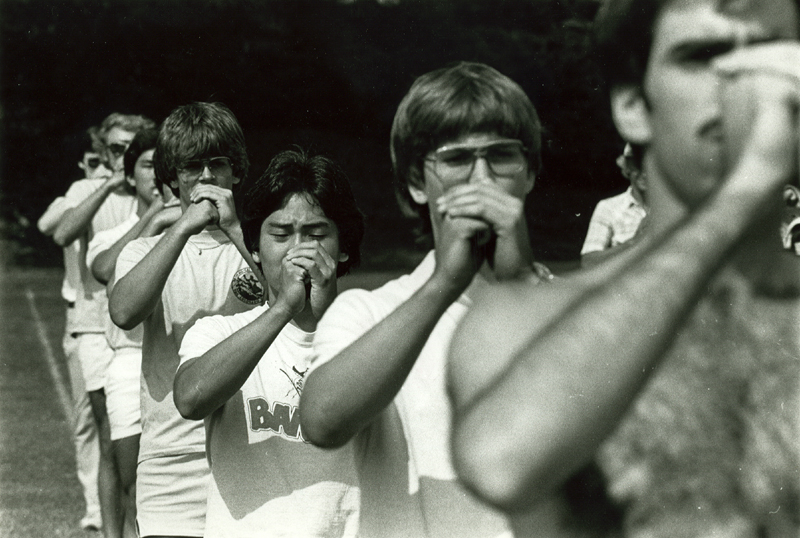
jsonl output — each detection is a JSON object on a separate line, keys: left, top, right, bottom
{"left": 449, "top": 1, "right": 800, "bottom": 537}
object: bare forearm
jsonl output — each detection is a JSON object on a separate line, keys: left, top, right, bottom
{"left": 301, "top": 277, "right": 461, "bottom": 448}
{"left": 38, "top": 198, "right": 68, "bottom": 236}
{"left": 109, "top": 223, "right": 192, "bottom": 330}
{"left": 53, "top": 182, "right": 114, "bottom": 246}
{"left": 174, "top": 305, "right": 294, "bottom": 420}
{"left": 452, "top": 188, "right": 762, "bottom": 511}
{"left": 92, "top": 217, "right": 155, "bottom": 285}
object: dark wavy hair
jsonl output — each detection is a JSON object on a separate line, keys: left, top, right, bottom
{"left": 240, "top": 149, "right": 364, "bottom": 277}
{"left": 123, "top": 128, "right": 159, "bottom": 178}
{"left": 390, "top": 61, "right": 541, "bottom": 239}
{"left": 154, "top": 102, "right": 249, "bottom": 197}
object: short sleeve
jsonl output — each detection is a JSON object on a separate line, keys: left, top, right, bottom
{"left": 37, "top": 196, "right": 68, "bottom": 234}
{"left": 114, "top": 235, "right": 157, "bottom": 283}
{"left": 86, "top": 223, "right": 128, "bottom": 270}
{"left": 177, "top": 314, "right": 232, "bottom": 367}
{"left": 62, "top": 179, "right": 98, "bottom": 209}
{"left": 309, "top": 289, "right": 382, "bottom": 374}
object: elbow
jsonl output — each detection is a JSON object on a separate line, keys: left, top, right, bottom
{"left": 299, "top": 389, "right": 352, "bottom": 449}
{"left": 451, "top": 415, "right": 561, "bottom": 513}
{"left": 52, "top": 229, "right": 70, "bottom": 247}
{"left": 173, "top": 370, "right": 206, "bottom": 421}
{"left": 109, "top": 301, "right": 139, "bottom": 331}
{"left": 174, "top": 393, "right": 204, "bottom": 421}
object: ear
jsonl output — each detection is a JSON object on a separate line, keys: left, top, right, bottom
{"left": 126, "top": 176, "right": 136, "bottom": 189}
{"left": 406, "top": 166, "right": 428, "bottom": 204}
{"left": 251, "top": 250, "right": 260, "bottom": 264}
{"left": 232, "top": 176, "right": 241, "bottom": 185}
{"left": 408, "top": 184, "right": 428, "bottom": 205}
{"left": 170, "top": 179, "right": 179, "bottom": 192}
{"left": 610, "top": 85, "right": 652, "bottom": 145}
{"left": 338, "top": 252, "right": 349, "bottom": 263}
{"left": 523, "top": 171, "right": 536, "bottom": 195}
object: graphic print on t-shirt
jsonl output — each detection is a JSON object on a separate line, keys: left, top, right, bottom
{"left": 245, "top": 365, "right": 309, "bottom": 444}
{"left": 231, "top": 267, "right": 264, "bottom": 305}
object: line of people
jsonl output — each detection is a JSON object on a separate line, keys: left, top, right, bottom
{"left": 37, "top": 0, "right": 799, "bottom": 537}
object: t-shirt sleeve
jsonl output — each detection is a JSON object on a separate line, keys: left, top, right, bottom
{"left": 114, "top": 236, "right": 154, "bottom": 283}
{"left": 86, "top": 225, "right": 125, "bottom": 270}
{"left": 177, "top": 314, "right": 233, "bottom": 367}
{"left": 309, "top": 288, "right": 382, "bottom": 374}
{"left": 37, "top": 196, "right": 68, "bottom": 234}
{"left": 62, "top": 180, "right": 96, "bottom": 209}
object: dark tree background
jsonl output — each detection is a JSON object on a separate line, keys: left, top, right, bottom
{"left": 1, "top": 0, "right": 626, "bottom": 270}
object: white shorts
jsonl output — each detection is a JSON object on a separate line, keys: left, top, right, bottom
{"left": 105, "top": 348, "right": 142, "bottom": 441}
{"left": 136, "top": 452, "right": 209, "bottom": 537}
{"left": 72, "top": 333, "right": 113, "bottom": 392}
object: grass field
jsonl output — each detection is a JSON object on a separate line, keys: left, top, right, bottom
{"left": 0, "top": 267, "right": 94, "bottom": 537}
{"left": 0, "top": 261, "right": 577, "bottom": 537}
{"left": 0, "top": 265, "right": 411, "bottom": 537}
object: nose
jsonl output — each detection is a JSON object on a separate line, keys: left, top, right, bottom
{"left": 469, "top": 156, "right": 494, "bottom": 184}
{"left": 199, "top": 164, "right": 215, "bottom": 183}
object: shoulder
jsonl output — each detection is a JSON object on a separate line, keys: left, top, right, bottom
{"left": 190, "top": 304, "right": 266, "bottom": 340}
{"left": 117, "top": 234, "right": 161, "bottom": 267}
{"left": 64, "top": 178, "right": 103, "bottom": 201}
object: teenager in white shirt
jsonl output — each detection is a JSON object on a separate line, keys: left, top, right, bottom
{"left": 300, "top": 62, "right": 551, "bottom": 538}
{"left": 174, "top": 149, "right": 364, "bottom": 538}
{"left": 52, "top": 113, "right": 156, "bottom": 538}
{"left": 109, "top": 102, "right": 261, "bottom": 538}
{"left": 86, "top": 128, "right": 181, "bottom": 538}
{"left": 37, "top": 126, "right": 112, "bottom": 531}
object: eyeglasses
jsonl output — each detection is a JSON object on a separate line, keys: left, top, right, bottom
{"left": 107, "top": 143, "right": 129, "bottom": 158}
{"left": 177, "top": 156, "right": 233, "bottom": 178}
{"left": 426, "top": 139, "right": 527, "bottom": 185}
{"left": 86, "top": 157, "right": 102, "bottom": 169}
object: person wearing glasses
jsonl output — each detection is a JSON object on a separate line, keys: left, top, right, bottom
{"left": 85, "top": 128, "right": 183, "bottom": 538}
{"left": 37, "top": 124, "right": 112, "bottom": 532}
{"left": 48, "top": 113, "right": 155, "bottom": 538}
{"left": 109, "top": 102, "right": 262, "bottom": 538}
{"left": 299, "top": 62, "right": 551, "bottom": 538}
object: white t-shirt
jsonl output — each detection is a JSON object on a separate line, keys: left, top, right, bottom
{"left": 63, "top": 179, "right": 136, "bottom": 333}
{"left": 87, "top": 213, "right": 142, "bottom": 352}
{"left": 581, "top": 186, "right": 647, "bottom": 256}
{"left": 311, "top": 252, "right": 511, "bottom": 538}
{"left": 39, "top": 195, "right": 81, "bottom": 305}
{"left": 114, "top": 228, "right": 260, "bottom": 463}
{"left": 179, "top": 304, "right": 360, "bottom": 538}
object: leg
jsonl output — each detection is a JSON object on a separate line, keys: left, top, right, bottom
{"left": 113, "top": 434, "right": 140, "bottom": 538}
{"left": 63, "top": 330, "right": 101, "bottom": 529}
{"left": 89, "top": 389, "right": 123, "bottom": 538}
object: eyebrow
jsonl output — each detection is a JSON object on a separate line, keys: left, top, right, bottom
{"left": 266, "top": 221, "right": 331, "bottom": 230}
{"left": 671, "top": 32, "right": 783, "bottom": 59}
{"left": 670, "top": 39, "right": 736, "bottom": 60}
